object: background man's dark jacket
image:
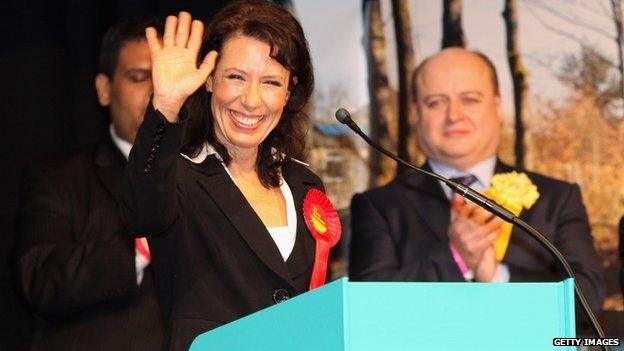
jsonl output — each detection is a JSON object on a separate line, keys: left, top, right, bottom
{"left": 349, "top": 161, "right": 605, "bottom": 316}
{"left": 16, "top": 137, "right": 164, "bottom": 351}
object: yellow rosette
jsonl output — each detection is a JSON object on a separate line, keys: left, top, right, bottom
{"left": 484, "top": 172, "right": 539, "bottom": 261}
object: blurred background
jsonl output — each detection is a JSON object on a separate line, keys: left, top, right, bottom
{"left": 1, "top": 0, "right": 622, "bottom": 348}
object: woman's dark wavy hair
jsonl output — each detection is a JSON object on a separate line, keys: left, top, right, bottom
{"left": 181, "top": 0, "right": 314, "bottom": 188}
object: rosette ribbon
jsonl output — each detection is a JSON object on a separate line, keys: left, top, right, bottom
{"left": 302, "top": 189, "right": 342, "bottom": 290}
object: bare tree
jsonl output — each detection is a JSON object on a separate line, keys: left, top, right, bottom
{"left": 611, "top": 0, "right": 624, "bottom": 97}
{"left": 364, "top": 0, "right": 397, "bottom": 186}
{"left": 391, "top": 0, "right": 417, "bottom": 168}
{"left": 523, "top": 0, "right": 624, "bottom": 99}
{"left": 558, "top": 45, "right": 621, "bottom": 121}
{"left": 442, "top": 0, "right": 466, "bottom": 47}
{"left": 503, "top": 0, "right": 529, "bottom": 169}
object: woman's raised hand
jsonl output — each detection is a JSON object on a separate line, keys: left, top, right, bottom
{"left": 146, "top": 12, "right": 218, "bottom": 122}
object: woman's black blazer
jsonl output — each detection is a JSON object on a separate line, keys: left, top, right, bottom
{"left": 121, "top": 104, "right": 325, "bottom": 351}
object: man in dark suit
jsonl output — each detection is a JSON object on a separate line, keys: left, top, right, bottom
{"left": 349, "top": 48, "right": 605, "bottom": 316}
{"left": 15, "top": 16, "right": 165, "bottom": 351}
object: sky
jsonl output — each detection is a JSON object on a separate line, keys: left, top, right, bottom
{"left": 292, "top": 0, "right": 620, "bottom": 122}
{"left": 293, "top": 0, "right": 369, "bottom": 117}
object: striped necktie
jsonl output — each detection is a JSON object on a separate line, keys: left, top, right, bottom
{"left": 450, "top": 174, "right": 477, "bottom": 187}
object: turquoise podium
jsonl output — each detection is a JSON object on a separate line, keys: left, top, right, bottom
{"left": 190, "top": 278, "right": 576, "bottom": 351}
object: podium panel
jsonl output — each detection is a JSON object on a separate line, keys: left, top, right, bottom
{"left": 190, "top": 278, "right": 575, "bottom": 351}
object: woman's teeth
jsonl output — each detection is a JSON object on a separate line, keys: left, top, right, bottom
{"left": 231, "top": 111, "right": 263, "bottom": 126}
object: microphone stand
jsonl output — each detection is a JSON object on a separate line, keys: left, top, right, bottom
{"left": 335, "top": 108, "right": 609, "bottom": 350}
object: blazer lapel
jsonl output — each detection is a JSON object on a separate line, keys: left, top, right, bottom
{"left": 400, "top": 161, "right": 451, "bottom": 241}
{"left": 494, "top": 159, "right": 514, "bottom": 175}
{"left": 192, "top": 155, "right": 297, "bottom": 289}
{"left": 281, "top": 162, "right": 318, "bottom": 280}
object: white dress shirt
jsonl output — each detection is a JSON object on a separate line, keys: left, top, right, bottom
{"left": 110, "top": 125, "right": 151, "bottom": 284}
{"left": 181, "top": 143, "right": 298, "bottom": 261}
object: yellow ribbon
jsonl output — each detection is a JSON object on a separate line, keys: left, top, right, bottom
{"left": 484, "top": 171, "right": 540, "bottom": 262}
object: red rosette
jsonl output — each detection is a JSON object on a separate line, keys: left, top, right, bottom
{"left": 302, "top": 188, "right": 342, "bottom": 290}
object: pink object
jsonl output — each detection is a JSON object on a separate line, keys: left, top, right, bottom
{"left": 135, "top": 238, "right": 151, "bottom": 262}
{"left": 450, "top": 244, "right": 469, "bottom": 275}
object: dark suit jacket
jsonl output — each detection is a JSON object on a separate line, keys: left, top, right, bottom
{"left": 15, "top": 138, "right": 165, "bottom": 351}
{"left": 121, "top": 104, "right": 324, "bottom": 351}
{"left": 349, "top": 160, "right": 605, "bottom": 315}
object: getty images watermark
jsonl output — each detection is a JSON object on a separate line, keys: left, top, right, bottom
{"left": 553, "top": 338, "right": 620, "bottom": 347}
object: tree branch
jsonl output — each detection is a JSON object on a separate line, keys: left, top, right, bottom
{"left": 522, "top": 0, "right": 614, "bottom": 40}
{"left": 524, "top": 3, "right": 619, "bottom": 68}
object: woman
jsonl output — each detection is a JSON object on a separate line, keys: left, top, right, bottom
{"left": 121, "top": 1, "right": 332, "bottom": 350}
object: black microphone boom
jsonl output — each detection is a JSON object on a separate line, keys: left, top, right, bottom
{"left": 334, "top": 108, "right": 609, "bottom": 347}
{"left": 334, "top": 109, "right": 516, "bottom": 222}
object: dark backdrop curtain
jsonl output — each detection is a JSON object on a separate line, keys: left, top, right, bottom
{"left": 0, "top": 1, "right": 230, "bottom": 349}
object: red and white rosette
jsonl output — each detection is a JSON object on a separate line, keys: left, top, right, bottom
{"left": 303, "top": 188, "right": 342, "bottom": 290}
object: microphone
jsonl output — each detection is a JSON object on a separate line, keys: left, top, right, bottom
{"left": 335, "top": 108, "right": 361, "bottom": 133}
{"left": 335, "top": 108, "right": 609, "bottom": 344}
{"left": 334, "top": 108, "right": 515, "bottom": 222}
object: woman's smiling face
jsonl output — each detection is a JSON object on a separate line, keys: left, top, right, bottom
{"left": 207, "top": 35, "right": 291, "bottom": 155}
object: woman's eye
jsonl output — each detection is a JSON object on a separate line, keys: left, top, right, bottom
{"left": 426, "top": 99, "right": 443, "bottom": 109}
{"left": 263, "top": 80, "right": 282, "bottom": 87}
{"left": 226, "top": 74, "right": 244, "bottom": 81}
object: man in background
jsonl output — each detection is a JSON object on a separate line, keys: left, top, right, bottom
{"left": 349, "top": 48, "right": 605, "bottom": 318}
{"left": 15, "top": 16, "right": 165, "bottom": 350}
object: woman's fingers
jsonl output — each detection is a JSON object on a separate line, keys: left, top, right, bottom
{"left": 174, "top": 11, "right": 192, "bottom": 47}
{"left": 187, "top": 20, "right": 204, "bottom": 52}
{"left": 163, "top": 15, "right": 177, "bottom": 47}
{"left": 163, "top": 12, "right": 195, "bottom": 48}
{"left": 145, "top": 27, "right": 161, "bottom": 54}
{"left": 199, "top": 50, "right": 219, "bottom": 78}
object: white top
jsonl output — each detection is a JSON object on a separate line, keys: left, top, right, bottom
{"left": 181, "top": 143, "right": 298, "bottom": 261}
{"left": 266, "top": 174, "right": 297, "bottom": 260}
